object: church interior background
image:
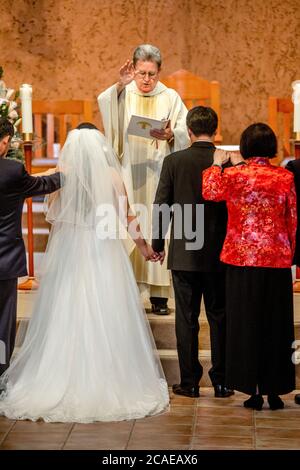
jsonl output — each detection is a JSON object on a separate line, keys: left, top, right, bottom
{"left": 0, "top": 0, "right": 300, "bottom": 451}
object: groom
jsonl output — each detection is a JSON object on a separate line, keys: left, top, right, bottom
{"left": 152, "top": 106, "right": 234, "bottom": 398}
{"left": 0, "top": 118, "right": 62, "bottom": 377}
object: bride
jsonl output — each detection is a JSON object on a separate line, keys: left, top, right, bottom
{"left": 0, "top": 123, "right": 169, "bottom": 423}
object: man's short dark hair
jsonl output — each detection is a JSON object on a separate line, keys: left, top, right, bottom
{"left": 77, "top": 122, "right": 99, "bottom": 130}
{"left": 240, "top": 123, "right": 277, "bottom": 159}
{"left": 0, "top": 118, "right": 14, "bottom": 141}
{"left": 186, "top": 106, "right": 218, "bottom": 137}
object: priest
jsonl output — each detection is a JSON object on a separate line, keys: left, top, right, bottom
{"left": 98, "top": 44, "right": 189, "bottom": 314}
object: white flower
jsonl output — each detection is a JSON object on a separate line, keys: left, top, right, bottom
{"left": 10, "top": 139, "right": 20, "bottom": 149}
{"left": 0, "top": 84, "right": 19, "bottom": 124}
{"left": 8, "top": 109, "right": 18, "bottom": 120}
{"left": 8, "top": 100, "right": 17, "bottom": 111}
{"left": 0, "top": 67, "right": 24, "bottom": 161}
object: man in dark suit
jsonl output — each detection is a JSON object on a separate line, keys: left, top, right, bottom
{"left": 286, "top": 159, "right": 300, "bottom": 267}
{"left": 285, "top": 158, "right": 300, "bottom": 405}
{"left": 0, "top": 118, "right": 62, "bottom": 376}
{"left": 152, "top": 106, "right": 234, "bottom": 398}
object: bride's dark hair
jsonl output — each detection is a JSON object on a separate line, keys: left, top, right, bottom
{"left": 76, "top": 122, "right": 99, "bottom": 130}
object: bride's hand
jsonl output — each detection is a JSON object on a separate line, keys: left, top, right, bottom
{"left": 139, "top": 242, "right": 160, "bottom": 262}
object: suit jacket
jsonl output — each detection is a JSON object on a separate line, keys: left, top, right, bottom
{"left": 0, "top": 158, "right": 61, "bottom": 280}
{"left": 286, "top": 159, "right": 300, "bottom": 266}
{"left": 202, "top": 157, "right": 297, "bottom": 268}
{"left": 152, "top": 141, "right": 228, "bottom": 272}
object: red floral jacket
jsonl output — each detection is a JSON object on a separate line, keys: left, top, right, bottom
{"left": 202, "top": 157, "right": 297, "bottom": 268}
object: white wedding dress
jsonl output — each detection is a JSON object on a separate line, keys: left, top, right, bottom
{"left": 0, "top": 128, "right": 169, "bottom": 423}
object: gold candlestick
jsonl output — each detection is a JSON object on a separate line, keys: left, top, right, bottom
{"left": 18, "top": 133, "right": 38, "bottom": 291}
{"left": 22, "top": 132, "right": 33, "bottom": 143}
{"left": 293, "top": 131, "right": 300, "bottom": 292}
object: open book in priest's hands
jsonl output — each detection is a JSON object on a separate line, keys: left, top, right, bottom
{"left": 127, "top": 114, "right": 169, "bottom": 139}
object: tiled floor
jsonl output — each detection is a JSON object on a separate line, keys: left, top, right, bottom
{"left": 1, "top": 388, "right": 300, "bottom": 450}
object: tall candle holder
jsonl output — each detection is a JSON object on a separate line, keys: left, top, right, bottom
{"left": 292, "top": 132, "right": 300, "bottom": 292}
{"left": 295, "top": 131, "right": 300, "bottom": 156}
{"left": 18, "top": 133, "right": 39, "bottom": 291}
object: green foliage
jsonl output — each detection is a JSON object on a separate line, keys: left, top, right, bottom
{"left": 6, "top": 146, "right": 24, "bottom": 163}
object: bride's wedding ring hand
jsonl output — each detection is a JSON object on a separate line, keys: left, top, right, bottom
{"left": 155, "top": 250, "right": 165, "bottom": 265}
{"left": 139, "top": 243, "right": 161, "bottom": 262}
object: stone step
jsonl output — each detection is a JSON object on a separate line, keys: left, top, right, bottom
{"left": 147, "top": 311, "right": 300, "bottom": 350}
{"left": 22, "top": 203, "right": 50, "bottom": 252}
{"left": 159, "top": 349, "right": 300, "bottom": 388}
{"left": 160, "top": 349, "right": 211, "bottom": 386}
{"left": 148, "top": 311, "right": 211, "bottom": 350}
{"left": 15, "top": 318, "right": 300, "bottom": 388}
{"left": 16, "top": 294, "right": 300, "bottom": 353}
{"left": 14, "top": 318, "right": 211, "bottom": 380}
{"left": 23, "top": 228, "right": 49, "bottom": 252}
{"left": 22, "top": 202, "right": 50, "bottom": 228}
{"left": 22, "top": 211, "right": 50, "bottom": 229}
{"left": 16, "top": 290, "right": 300, "bottom": 389}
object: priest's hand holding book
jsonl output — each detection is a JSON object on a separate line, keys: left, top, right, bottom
{"left": 150, "top": 120, "right": 174, "bottom": 142}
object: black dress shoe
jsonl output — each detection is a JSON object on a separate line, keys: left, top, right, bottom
{"left": 172, "top": 384, "right": 200, "bottom": 398}
{"left": 151, "top": 304, "right": 170, "bottom": 315}
{"left": 150, "top": 297, "right": 170, "bottom": 315}
{"left": 243, "top": 394, "right": 264, "bottom": 410}
{"left": 267, "top": 394, "right": 284, "bottom": 410}
{"left": 295, "top": 394, "right": 300, "bottom": 405}
{"left": 214, "top": 385, "right": 235, "bottom": 398}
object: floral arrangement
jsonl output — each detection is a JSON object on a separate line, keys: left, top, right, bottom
{"left": 0, "top": 66, "right": 24, "bottom": 162}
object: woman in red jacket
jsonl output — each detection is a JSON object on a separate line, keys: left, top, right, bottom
{"left": 202, "top": 123, "right": 296, "bottom": 410}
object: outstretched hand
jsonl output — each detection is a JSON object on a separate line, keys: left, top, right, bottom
{"left": 118, "top": 60, "right": 135, "bottom": 87}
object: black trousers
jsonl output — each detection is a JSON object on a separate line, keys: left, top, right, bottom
{"left": 225, "top": 266, "right": 295, "bottom": 395}
{"left": 172, "top": 270, "right": 226, "bottom": 388}
{"left": 0, "top": 279, "right": 17, "bottom": 376}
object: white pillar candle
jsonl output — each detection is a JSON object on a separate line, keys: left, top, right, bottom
{"left": 292, "top": 80, "right": 300, "bottom": 132}
{"left": 20, "top": 84, "right": 33, "bottom": 134}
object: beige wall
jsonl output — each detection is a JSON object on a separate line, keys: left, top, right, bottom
{"left": 0, "top": 0, "right": 299, "bottom": 143}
